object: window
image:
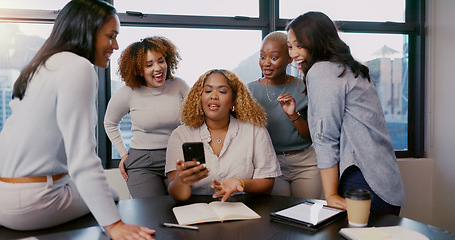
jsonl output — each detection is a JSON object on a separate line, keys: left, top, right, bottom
{"left": 115, "top": 0, "right": 259, "bottom": 18}
{"left": 111, "top": 27, "right": 262, "bottom": 87}
{"left": 0, "top": 1, "right": 69, "bottom": 10}
{"left": 280, "top": 0, "right": 406, "bottom": 22}
{"left": 340, "top": 33, "right": 409, "bottom": 151}
{"left": 276, "top": 0, "right": 424, "bottom": 157}
{"left": 0, "top": 0, "right": 425, "bottom": 168}
{"left": 110, "top": 27, "right": 262, "bottom": 160}
{"left": 0, "top": 22, "right": 52, "bottom": 130}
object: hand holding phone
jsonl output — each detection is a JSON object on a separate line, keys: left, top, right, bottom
{"left": 169, "top": 143, "right": 209, "bottom": 198}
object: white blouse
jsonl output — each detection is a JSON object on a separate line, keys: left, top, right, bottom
{"left": 165, "top": 116, "right": 282, "bottom": 195}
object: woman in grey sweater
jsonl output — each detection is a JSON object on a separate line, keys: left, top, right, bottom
{"left": 104, "top": 36, "right": 189, "bottom": 198}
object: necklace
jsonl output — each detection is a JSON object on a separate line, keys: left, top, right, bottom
{"left": 265, "top": 76, "right": 290, "bottom": 102}
{"left": 211, "top": 133, "right": 225, "bottom": 144}
{"left": 208, "top": 128, "right": 227, "bottom": 144}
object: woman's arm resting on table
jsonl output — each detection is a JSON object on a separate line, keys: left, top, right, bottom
{"left": 320, "top": 164, "right": 346, "bottom": 209}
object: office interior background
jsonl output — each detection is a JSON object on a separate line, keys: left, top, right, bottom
{"left": 0, "top": 0, "right": 454, "bottom": 234}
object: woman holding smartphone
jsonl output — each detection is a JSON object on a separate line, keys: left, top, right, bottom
{"left": 165, "top": 69, "right": 282, "bottom": 202}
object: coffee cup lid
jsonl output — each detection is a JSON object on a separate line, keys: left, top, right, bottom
{"left": 345, "top": 189, "right": 372, "bottom": 200}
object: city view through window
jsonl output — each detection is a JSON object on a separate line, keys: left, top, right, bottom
{"left": 108, "top": 30, "right": 408, "bottom": 158}
{"left": 0, "top": 1, "right": 409, "bottom": 159}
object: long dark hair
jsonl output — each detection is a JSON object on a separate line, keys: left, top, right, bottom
{"left": 286, "top": 11, "right": 370, "bottom": 81}
{"left": 12, "top": 0, "right": 117, "bottom": 99}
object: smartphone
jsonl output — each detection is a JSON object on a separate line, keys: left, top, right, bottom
{"left": 182, "top": 142, "right": 206, "bottom": 164}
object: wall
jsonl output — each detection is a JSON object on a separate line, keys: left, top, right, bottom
{"left": 398, "top": 159, "right": 433, "bottom": 224}
{"left": 426, "top": 0, "right": 455, "bottom": 233}
{"left": 104, "top": 169, "right": 131, "bottom": 200}
{"left": 350, "top": 0, "right": 455, "bottom": 232}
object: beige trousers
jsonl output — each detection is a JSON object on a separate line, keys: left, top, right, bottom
{"left": 272, "top": 145, "right": 324, "bottom": 199}
{"left": 0, "top": 175, "right": 118, "bottom": 231}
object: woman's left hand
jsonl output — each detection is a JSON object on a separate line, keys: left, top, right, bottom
{"left": 277, "top": 93, "right": 297, "bottom": 117}
{"left": 211, "top": 178, "right": 244, "bottom": 202}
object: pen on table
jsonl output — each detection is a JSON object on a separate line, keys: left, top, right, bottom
{"left": 161, "top": 222, "right": 199, "bottom": 230}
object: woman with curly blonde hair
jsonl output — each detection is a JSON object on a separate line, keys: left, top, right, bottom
{"left": 165, "top": 69, "right": 281, "bottom": 202}
{"left": 104, "top": 36, "right": 189, "bottom": 198}
{"left": 181, "top": 69, "right": 267, "bottom": 128}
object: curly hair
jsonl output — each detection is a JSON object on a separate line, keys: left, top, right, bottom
{"left": 181, "top": 69, "right": 267, "bottom": 128}
{"left": 118, "top": 36, "right": 181, "bottom": 89}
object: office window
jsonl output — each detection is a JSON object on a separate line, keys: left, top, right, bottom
{"left": 114, "top": 0, "right": 259, "bottom": 17}
{"left": 280, "top": 0, "right": 406, "bottom": 22}
{"left": 341, "top": 33, "right": 409, "bottom": 150}
{"left": 0, "top": 23, "right": 51, "bottom": 132}
{"left": 277, "top": 1, "right": 422, "bottom": 157}
{"left": 0, "top": 0, "right": 424, "bottom": 166}
{"left": 110, "top": 27, "right": 262, "bottom": 159}
{"left": 0, "top": 1, "right": 69, "bottom": 10}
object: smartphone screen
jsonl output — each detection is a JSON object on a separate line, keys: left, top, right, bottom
{"left": 182, "top": 142, "right": 206, "bottom": 164}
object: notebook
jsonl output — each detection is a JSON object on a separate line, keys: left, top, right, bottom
{"left": 172, "top": 201, "right": 261, "bottom": 225}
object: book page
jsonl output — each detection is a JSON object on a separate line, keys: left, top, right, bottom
{"left": 172, "top": 203, "right": 221, "bottom": 225}
{"left": 274, "top": 202, "right": 343, "bottom": 225}
{"left": 208, "top": 201, "right": 261, "bottom": 222}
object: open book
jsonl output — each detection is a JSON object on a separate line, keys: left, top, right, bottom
{"left": 172, "top": 201, "right": 261, "bottom": 225}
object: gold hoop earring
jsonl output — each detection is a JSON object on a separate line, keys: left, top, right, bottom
{"left": 231, "top": 106, "right": 235, "bottom": 112}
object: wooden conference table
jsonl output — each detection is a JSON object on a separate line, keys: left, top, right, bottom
{"left": 1, "top": 194, "right": 454, "bottom": 240}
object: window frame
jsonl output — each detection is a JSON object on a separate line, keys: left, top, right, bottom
{"left": 0, "top": 0, "right": 425, "bottom": 167}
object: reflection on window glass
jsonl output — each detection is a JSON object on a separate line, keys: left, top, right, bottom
{"left": 340, "top": 33, "right": 409, "bottom": 150}
{"left": 0, "top": 23, "right": 51, "bottom": 131}
{"left": 114, "top": 0, "right": 259, "bottom": 17}
{"left": 280, "top": 0, "right": 405, "bottom": 22}
{"left": 0, "top": 0, "right": 69, "bottom": 10}
{"left": 109, "top": 27, "right": 262, "bottom": 159}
